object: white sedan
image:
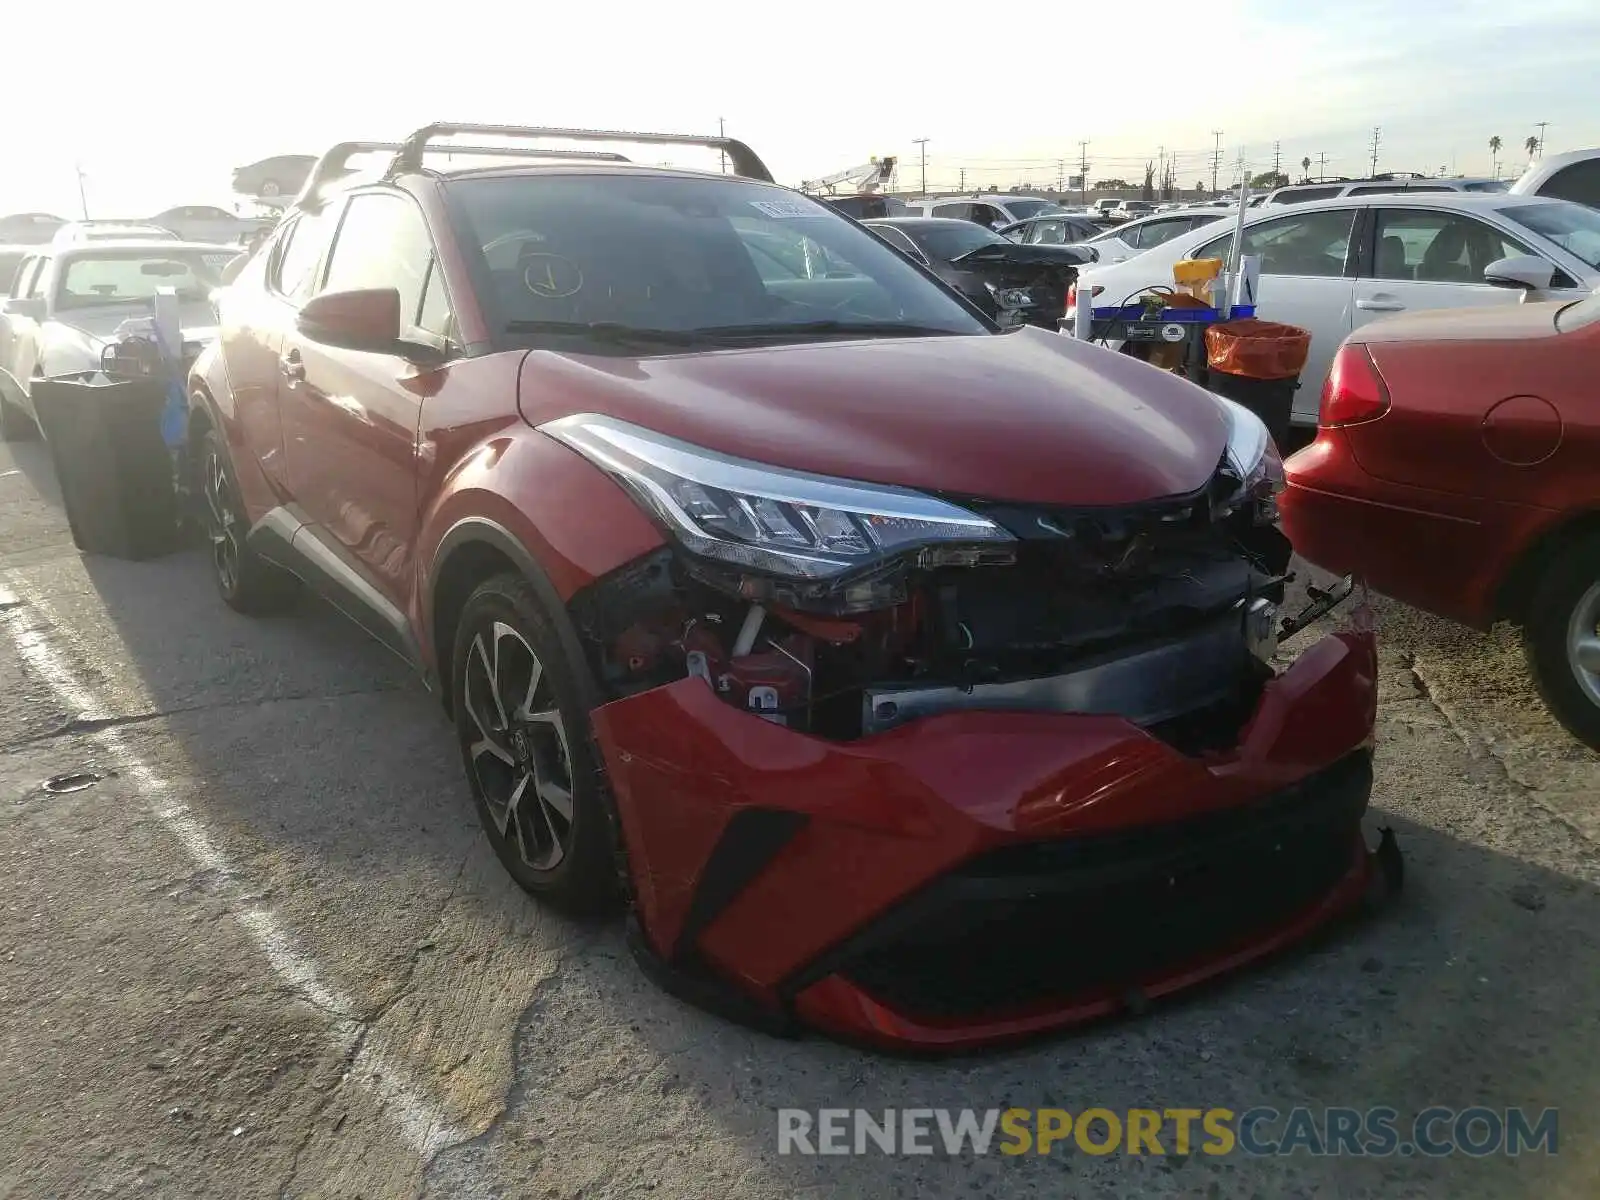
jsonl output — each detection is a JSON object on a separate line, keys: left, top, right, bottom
{"left": 0, "top": 241, "right": 240, "bottom": 439}
{"left": 1069, "top": 192, "right": 1600, "bottom": 427}
{"left": 1077, "top": 207, "right": 1236, "bottom": 266}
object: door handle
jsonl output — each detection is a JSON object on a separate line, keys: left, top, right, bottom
{"left": 279, "top": 350, "right": 305, "bottom": 382}
{"left": 1356, "top": 299, "right": 1405, "bottom": 312}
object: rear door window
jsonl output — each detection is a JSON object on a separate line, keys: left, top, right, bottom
{"left": 1539, "top": 160, "right": 1600, "bottom": 209}
{"left": 866, "top": 224, "right": 927, "bottom": 263}
{"left": 1197, "top": 209, "right": 1357, "bottom": 277}
{"left": 1270, "top": 186, "right": 1342, "bottom": 205}
{"left": 270, "top": 210, "right": 335, "bottom": 303}
{"left": 930, "top": 202, "right": 974, "bottom": 222}
{"left": 1026, "top": 220, "right": 1067, "bottom": 245}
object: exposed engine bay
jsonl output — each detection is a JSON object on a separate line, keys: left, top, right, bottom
{"left": 571, "top": 463, "right": 1322, "bottom": 750}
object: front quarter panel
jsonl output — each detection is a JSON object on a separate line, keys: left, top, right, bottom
{"left": 413, "top": 354, "right": 665, "bottom": 669}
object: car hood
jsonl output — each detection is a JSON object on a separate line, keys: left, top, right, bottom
{"left": 1350, "top": 300, "right": 1565, "bottom": 345}
{"left": 51, "top": 302, "right": 219, "bottom": 349}
{"left": 517, "top": 326, "right": 1229, "bottom": 506}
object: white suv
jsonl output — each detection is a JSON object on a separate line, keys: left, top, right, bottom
{"left": 1260, "top": 177, "right": 1507, "bottom": 206}
{"left": 901, "top": 194, "right": 1066, "bottom": 230}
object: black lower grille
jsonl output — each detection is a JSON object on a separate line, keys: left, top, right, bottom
{"left": 799, "top": 752, "right": 1372, "bottom": 1020}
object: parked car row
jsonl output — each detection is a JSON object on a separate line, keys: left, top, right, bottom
{"left": 861, "top": 217, "right": 1093, "bottom": 329}
{"left": 1070, "top": 191, "right": 1600, "bottom": 427}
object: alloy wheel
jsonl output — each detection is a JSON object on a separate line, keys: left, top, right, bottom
{"left": 202, "top": 446, "right": 241, "bottom": 595}
{"left": 462, "top": 620, "right": 576, "bottom": 872}
{"left": 1569, "top": 580, "right": 1600, "bottom": 707}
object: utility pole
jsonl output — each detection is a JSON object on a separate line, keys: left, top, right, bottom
{"left": 912, "top": 138, "right": 930, "bottom": 196}
{"left": 1535, "top": 121, "right": 1550, "bottom": 156}
{"left": 1272, "top": 140, "right": 1282, "bottom": 180}
{"left": 1368, "top": 126, "right": 1382, "bottom": 177}
{"left": 1078, "top": 140, "right": 1090, "bottom": 206}
{"left": 1317, "top": 151, "right": 1329, "bottom": 182}
{"left": 958, "top": 167, "right": 966, "bottom": 191}
{"left": 1210, "top": 130, "right": 1224, "bottom": 196}
{"left": 1056, "top": 159, "right": 1065, "bottom": 192}
{"left": 75, "top": 163, "right": 89, "bottom": 219}
{"left": 717, "top": 117, "right": 727, "bottom": 174}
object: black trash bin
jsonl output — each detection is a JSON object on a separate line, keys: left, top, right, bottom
{"left": 1204, "top": 319, "right": 1311, "bottom": 448}
{"left": 30, "top": 372, "right": 182, "bottom": 560}
{"left": 1206, "top": 372, "right": 1298, "bottom": 448}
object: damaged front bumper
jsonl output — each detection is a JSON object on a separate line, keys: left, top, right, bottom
{"left": 591, "top": 620, "right": 1399, "bottom": 1053}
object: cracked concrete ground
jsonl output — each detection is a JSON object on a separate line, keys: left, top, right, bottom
{"left": 2, "top": 434, "right": 1599, "bottom": 1199}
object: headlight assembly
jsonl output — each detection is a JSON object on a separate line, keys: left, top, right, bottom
{"left": 540, "top": 414, "right": 1016, "bottom": 602}
{"left": 1216, "top": 397, "right": 1285, "bottom": 524}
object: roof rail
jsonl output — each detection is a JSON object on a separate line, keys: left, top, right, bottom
{"left": 291, "top": 140, "right": 636, "bottom": 211}
{"left": 390, "top": 122, "right": 775, "bottom": 182}
{"left": 292, "top": 141, "right": 403, "bottom": 210}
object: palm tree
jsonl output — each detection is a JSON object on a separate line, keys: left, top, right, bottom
{"left": 1525, "top": 135, "right": 1539, "bottom": 160}
{"left": 1301, "top": 155, "right": 1312, "bottom": 182}
{"left": 1489, "top": 135, "right": 1502, "bottom": 179}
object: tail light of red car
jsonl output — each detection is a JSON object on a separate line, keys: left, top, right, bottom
{"left": 1065, "top": 283, "right": 1104, "bottom": 313}
{"left": 1320, "top": 343, "right": 1391, "bottom": 427}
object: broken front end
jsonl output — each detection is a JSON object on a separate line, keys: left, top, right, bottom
{"left": 546, "top": 409, "right": 1394, "bottom": 1051}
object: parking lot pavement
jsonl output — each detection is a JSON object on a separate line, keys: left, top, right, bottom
{"left": 3, "top": 436, "right": 1599, "bottom": 1200}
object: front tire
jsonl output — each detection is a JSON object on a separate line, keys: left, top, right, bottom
{"left": 1524, "top": 535, "right": 1600, "bottom": 752}
{"left": 199, "top": 428, "right": 296, "bottom": 614}
{"left": 451, "top": 573, "right": 619, "bottom": 913}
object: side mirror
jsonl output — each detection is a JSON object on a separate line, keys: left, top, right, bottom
{"left": 297, "top": 288, "right": 402, "bottom": 353}
{"left": 2, "top": 296, "right": 46, "bottom": 322}
{"left": 1483, "top": 255, "right": 1555, "bottom": 293}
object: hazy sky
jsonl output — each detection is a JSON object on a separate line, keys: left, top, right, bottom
{"left": 5, "top": 0, "right": 1598, "bottom": 218}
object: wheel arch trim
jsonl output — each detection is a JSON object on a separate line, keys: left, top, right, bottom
{"left": 427, "top": 516, "right": 602, "bottom": 715}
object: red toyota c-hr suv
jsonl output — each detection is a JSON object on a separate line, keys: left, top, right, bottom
{"left": 187, "top": 123, "right": 1396, "bottom": 1051}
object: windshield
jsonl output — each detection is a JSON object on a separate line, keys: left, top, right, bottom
{"left": 55, "top": 249, "right": 236, "bottom": 310}
{"left": 904, "top": 221, "right": 1009, "bottom": 260}
{"left": 448, "top": 176, "right": 989, "bottom": 347}
{"left": 1004, "top": 199, "right": 1059, "bottom": 220}
{"left": 1498, "top": 201, "right": 1600, "bottom": 270}
{"left": 1464, "top": 180, "right": 1510, "bottom": 193}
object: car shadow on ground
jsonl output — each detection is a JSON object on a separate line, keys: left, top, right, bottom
{"left": 8, "top": 437, "right": 1600, "bottom": 1198}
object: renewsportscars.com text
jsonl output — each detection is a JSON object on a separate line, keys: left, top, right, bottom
{"left": 776, "top": 1106, "right": 1558, "bottom": 1158}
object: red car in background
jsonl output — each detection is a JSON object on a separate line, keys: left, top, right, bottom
{"left": 187, "top": 121, "right": 1395, "bottom": 1052}
{"left": 1282, "top": 294, "right": 1600, "bottom": 750}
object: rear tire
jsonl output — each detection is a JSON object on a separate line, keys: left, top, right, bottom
{"left": 199, "top": 428, "right": 297, "bottom": 614}
{"left": 451, "top": 572, "right": 620, "bottom": 913}
{"left": 1523, "top": 535, "right": 1600, "bottom": 752}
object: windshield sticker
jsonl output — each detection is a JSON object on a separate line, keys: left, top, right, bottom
{"left": 750, "top": 199, "right": 816, "bottom": 219}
